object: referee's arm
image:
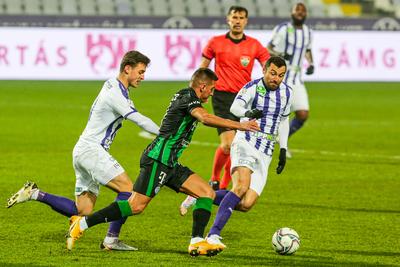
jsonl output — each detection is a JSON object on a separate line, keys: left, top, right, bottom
{"left": 199, "top": 56, "right": 211, "bottom": 68}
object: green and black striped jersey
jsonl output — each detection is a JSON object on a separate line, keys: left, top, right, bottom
{"left": 145, "top": 88, "right": 202, "bottom": 167}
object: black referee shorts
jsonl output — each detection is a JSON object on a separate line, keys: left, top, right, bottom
{"left": 212, "top": 89, "right": 240, "bottom": 135}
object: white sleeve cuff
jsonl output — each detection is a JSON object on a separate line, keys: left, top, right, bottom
{"left": 126, "top": 112, "right": 160, "bottom": 136}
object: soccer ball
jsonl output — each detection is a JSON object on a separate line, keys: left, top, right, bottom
{"left": 271, "top": 227, "right": 300, "bottom": 255}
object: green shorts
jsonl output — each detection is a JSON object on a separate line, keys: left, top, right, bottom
{"left": 133, "top": 154, "right": 194, "bottom": 198}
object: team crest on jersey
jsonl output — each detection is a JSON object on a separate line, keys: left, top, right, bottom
{"left": 240, "top": 56, "right": 250, "bottom": 67}
{"left": 256, "top": 85, "right": 267, "bottom": 96}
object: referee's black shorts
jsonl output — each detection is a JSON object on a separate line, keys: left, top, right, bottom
{"left": 211, "top": 89, "right": 240, "bottom": 135}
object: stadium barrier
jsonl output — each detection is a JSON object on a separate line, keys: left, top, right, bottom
{"left": 0, "top": 28, "right": 398, "bottom": 81}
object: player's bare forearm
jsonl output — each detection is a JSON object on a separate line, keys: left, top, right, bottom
{"left": 199, "top": 57, "right": 211, "bottom": 68}
{"left": 191, "top": 107, "right": 260, "bottom": 132}
{"left": 305, "top": 49, "right": 314, "bottom": 65}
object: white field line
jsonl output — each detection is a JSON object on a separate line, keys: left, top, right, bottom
{"left": 138, "top": 131, "right": 400, "bottom": 161}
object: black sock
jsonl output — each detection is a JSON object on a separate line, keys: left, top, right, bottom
{"left": 86, "top": 202, "right": 123, "bottom": 228}
{"left": 192, "top": 208, "right": 211, "bottom": 238}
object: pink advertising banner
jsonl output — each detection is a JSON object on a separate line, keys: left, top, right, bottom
{"left": 0, "top": 28, "right": 399, "bottom": 81}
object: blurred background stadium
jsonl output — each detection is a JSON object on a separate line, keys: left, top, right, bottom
{"left": 1, "top": 1, "right": 399, "bottom": 266}
{"left": 1, "top": 0, "right": 400, "bottom": 19}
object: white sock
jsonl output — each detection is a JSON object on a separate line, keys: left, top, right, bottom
{"left": 79, "top": 217, "right": 88, "bottom": 231}
{"left": 190, "top": 237, "right": 204, "bottom": 244}
{"left": 30, "top": 189, "right": 39, "bottom": 200}
{"left": 104, "top": 236, "right": 118, "bottom": 244}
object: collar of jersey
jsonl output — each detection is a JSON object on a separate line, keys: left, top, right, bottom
{"left": 261, "top": 77, "right": 274, "bottom": 92}
{"left": 225, "top": 32, "right": 246, "bottom": 44}
{"left": 116, "top": 78, "right": 129, "bottom": 91}
{"left": 188, "top": 87, "right": 201, "bottom": 99}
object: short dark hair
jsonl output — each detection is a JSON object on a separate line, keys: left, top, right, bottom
{"left": 190, "top": 68, "right": 218, "bottom": 87}
{"left": 265, "top": 56, "right": 287, "bottom": 70}
{"left": 119, "top": 50, "right": 150, "bottom": 73}
{"left": 227, "top": 6, "right": 248, "bottom": 17}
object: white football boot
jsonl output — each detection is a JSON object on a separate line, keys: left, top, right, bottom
{"left": 6, "top": 181, "right": 38, "bottom": 208}
{"left": 206, "top": 234, "right": 226, "bottom": 251}
{"left": 100, "top": 239, "right": 138, "bottom": 251}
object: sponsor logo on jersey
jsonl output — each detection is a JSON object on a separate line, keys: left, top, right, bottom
{"left": 240, "top": 56, "right": 250, "bottom": 67}
{"left": 188, "top": 101, "right": 200, "bottom": 106}
{"left": 256, "top": 85, "right": 267, "bottom": 96}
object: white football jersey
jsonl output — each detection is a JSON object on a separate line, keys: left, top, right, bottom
{"left": 78, "top": 78, "right": 137, "bottom": 150}
{"left": 269, "top": 22, "right": 312, "bottom": 86}
{"left": 234, "top": 78, "right": 292, "bottom": 155}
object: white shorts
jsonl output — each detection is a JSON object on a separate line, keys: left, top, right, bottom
{"left": 72, "top": 140, "right": 125, "bottom": 196}
{"left": 230, "top": 138, "right": 272, "bottom": 196}
{"left": 290, "top": 83, "right": 309, "bottom": 111}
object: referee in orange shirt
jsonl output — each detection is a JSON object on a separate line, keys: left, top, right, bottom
{"left": 201, "top": 6, "right": 270, "bottom": 190}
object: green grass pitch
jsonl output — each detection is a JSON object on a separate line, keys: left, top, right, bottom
{"left": 0, "top": 80, "right": 399, "bottom": 266}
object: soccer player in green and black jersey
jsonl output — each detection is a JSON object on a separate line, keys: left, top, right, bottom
{"left": 66, "top": 68, "right": 260, "bottom": 257}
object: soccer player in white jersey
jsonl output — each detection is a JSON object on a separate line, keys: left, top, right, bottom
{"left": 6, "top": 50, "right": 159, "bottom": 251}
{"left": 204, "top": 56, "right": 292, "bottom": 248}
{"left": 267, "top": 3, "right": 314, "bottom": 157}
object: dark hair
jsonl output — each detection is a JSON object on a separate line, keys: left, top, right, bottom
{"left": 119, "top": 50, "right": 150, "bottom": 72}
{"left": 265, "top": 56, "right": 287, "bottom": 70}
{"left": 227, "top": 6, "right": 248, "bottom": 17}
{"left": 190, "top": 68, "right": 218, "bottom": 87}
{"left": 293, "top": 2, "right": 307, "bottom": 11}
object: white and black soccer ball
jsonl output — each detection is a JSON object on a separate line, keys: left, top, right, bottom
{"left": 272, "top": 227, "right": 300, "bottom": 255}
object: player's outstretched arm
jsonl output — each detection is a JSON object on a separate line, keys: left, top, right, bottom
{"left": 126, "top": 112, "right": 160, "bottom": 135}
{"left": 190, "top": 107, "right": 260, "bottom": 132}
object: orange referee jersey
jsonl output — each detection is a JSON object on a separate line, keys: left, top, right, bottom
{"left": 202, "top": 32, "right": 270, "bottom": 93}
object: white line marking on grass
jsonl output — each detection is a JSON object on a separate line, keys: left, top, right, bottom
{"left": 138, "top": 131, "right": 400, "bottom": 161}
{"left": 290, "top": 149, "right": 400, "bottom": 160}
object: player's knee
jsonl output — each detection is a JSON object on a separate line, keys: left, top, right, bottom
{"left": 206, "top": 188, "right": 216, "bottom": 199}
{"left": 232, "top": 184, "right": 248, "bottom": 198}
{"left": 238, "top": 201, "right": 255, "bottom": 212}
{"left": 131, "top": 203, "right": 145, "bottom": 215}
{"left": 220, "top": 143, "right": 231, "bottom": 154}
{"left": 199, "top": 186, "right": 216, "bottom": 200}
